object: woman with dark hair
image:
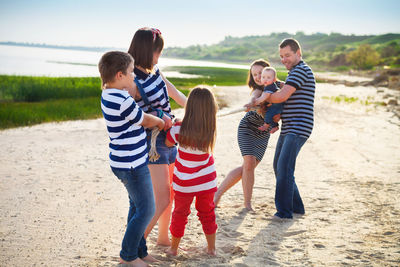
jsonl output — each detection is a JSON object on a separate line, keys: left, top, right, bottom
{"left": 214, "top": 59, "right": 281, "bottom": 211}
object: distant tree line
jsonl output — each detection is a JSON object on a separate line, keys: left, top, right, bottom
{"left": 163, "top": 32, "right": 400, "bottom": 70}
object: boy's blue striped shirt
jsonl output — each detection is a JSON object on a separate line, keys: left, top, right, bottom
{"left": 101, "top": 88, "right": 148, "bottom": 170}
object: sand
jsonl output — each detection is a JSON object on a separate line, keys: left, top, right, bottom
{"left": 1, "top": 81, "right": 399, "bottom": 266}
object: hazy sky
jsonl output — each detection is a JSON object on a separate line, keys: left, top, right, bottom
{"left": 0, "top": 0, "right": 399, "bottom": 48}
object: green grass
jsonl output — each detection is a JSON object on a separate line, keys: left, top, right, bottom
{"left": 166, "top": 66, "right": 288, "bottom": 88}
{"left": 322, "top": 95, "right": 385, "bottom": 106}
{"left": 0, "top": 97, "right": 101, "bottom": 129}
{"left": 0, "top": 75, "right": 101, "bottom": 102}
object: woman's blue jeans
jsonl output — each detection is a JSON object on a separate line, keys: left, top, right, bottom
{"left": 273, "top": 133, "right": 307, "bottom": 219}
{"left": 112, "top": 165, "right": 155, "bottom": 261}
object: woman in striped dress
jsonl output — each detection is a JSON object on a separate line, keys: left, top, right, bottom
{"left": 214, "top": 59, "right": 281, "bottom": 211}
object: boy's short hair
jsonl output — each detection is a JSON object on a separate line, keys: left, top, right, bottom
{"left": 98, "top": 51, "right": 133, "bottom": 86}
{"left": 279, "top": 38, "right": 301, "bottom": 53}
{"left": 128, "top": 28, "right": 164, "bottom": 70}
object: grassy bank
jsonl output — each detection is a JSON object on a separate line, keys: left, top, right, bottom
{"left": 2, "top": 66, "right": 286, "bottom": 129}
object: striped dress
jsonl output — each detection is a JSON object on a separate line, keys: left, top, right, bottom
{"left": 237, "top": 89, "right": 271, "bottom": 162}
{"left": 100, "top": 89, "right": 148, "bottom": 171}
{"left": 166, "top": 124, "right": 217, "bottom": 196}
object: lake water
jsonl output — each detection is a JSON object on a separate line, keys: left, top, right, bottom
{"left": 0, "top": 45, "right": 248, "bottom": 77}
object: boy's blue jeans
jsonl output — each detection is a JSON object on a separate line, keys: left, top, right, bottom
{"left": 264, "top": 103, "right": 283, "bottom": 128}
{"left": 112, "top": 165, "right": 155, "bottom": 261}
{"left": 273, "top": 133, "right": 307, "bottom": 218}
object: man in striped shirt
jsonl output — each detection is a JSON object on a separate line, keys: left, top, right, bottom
{"left": 267, "top": 38, "right": 315, "bottom": 219}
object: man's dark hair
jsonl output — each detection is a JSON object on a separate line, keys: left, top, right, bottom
{"left": 279, "top": 38, "right": 301, "bottom": 53}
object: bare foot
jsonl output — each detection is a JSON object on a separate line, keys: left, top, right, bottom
{"left": 165, "top": 247, "right": 178, "bottom": 256}
{"left": 156, "top": 240, "right": 171, "bottom": 247}
{"left": 257, "top": 123, "right": 270, "bottom": 131}
{"left": 213, "top": 193, "right": 221, "bottom": 208}
{"left": 203, "top": 246, "right": 217, "bottom": 256}
{"left": 269, "top": 126, "right": 279, "bottom": 134}
{"left": 119, "top": 257, "right": 148, "bottom": 267}
{"left": 244, "top": 202, "right": 254, "bottom": 211}
{"left": 142, "top": 254, "right": 159, "bottom": 263}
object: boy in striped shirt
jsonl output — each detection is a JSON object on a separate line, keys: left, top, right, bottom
{"left": 99, "top": 51, "right": 164, "bottom": 266}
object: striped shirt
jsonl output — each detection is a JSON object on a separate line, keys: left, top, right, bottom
{"left": 134, "top": 65, "right": 172, "bottom": 116}
{"left": 101, "top": 89, "right": 148, "bottom": 171}
{"left": 166, "top": 124, "right": 217, "bottom": 196}
{"left": 282, "top": 60, "right": 315, "bottom": 138}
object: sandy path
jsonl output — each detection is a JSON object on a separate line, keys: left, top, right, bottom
{"left": 0, "top": 83, "right": 399, "bottom": 266}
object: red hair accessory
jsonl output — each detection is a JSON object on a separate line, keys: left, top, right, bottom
{"left": 151, "top": 28, "right": 161, "bottom": 41}
{"left": 139, "top": 27, "right": 161, "bottom": 41}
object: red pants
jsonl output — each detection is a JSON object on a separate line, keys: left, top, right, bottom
{"left": 169, "top": 192, "right": 217, "bottom": 238}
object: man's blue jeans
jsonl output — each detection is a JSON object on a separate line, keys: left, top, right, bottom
{"left": 273, "top": 133, "right": 307, "bottom": 218}
{"left": 112, "top": 165, "right": 155, "bottom": 261}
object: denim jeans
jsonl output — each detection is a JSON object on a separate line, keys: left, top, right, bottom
{"left": 264, "top": 103, "right": 283, "bottom": 128}
{"left": 146, "top": 130, "right": 177, "bottom": 165}
{"left": 273, "top": 133, "right": 307, "bottom": 218}
{"left": 112, "top": 165, "right": 155, "bottom": 261}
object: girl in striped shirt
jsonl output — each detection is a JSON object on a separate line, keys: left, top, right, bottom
{"left": 165, "top": 87, "right": 218, "bottom": 256}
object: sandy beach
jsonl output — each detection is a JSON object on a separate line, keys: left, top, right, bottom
{"left": 1, "top": 80, "right": 399, "bottom": 266}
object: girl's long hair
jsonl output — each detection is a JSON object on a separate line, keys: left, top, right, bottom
{"left": 178, "top": 87, "right": 218, "bottom": 153}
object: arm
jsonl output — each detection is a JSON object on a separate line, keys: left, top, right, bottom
{"left": 254, "top": 91, "right": 271, "bottom": 106}
{"left": 244, "top": 89, "right": 262, "bottom": 110}
{"left": 140, "top": 113, "right": 165, "bottom": 130}
{"left": 266, "top": 84, "right": 296, "bottom": 103}
{"left": 160, "top": 71, "right": 187, "bottom": 107}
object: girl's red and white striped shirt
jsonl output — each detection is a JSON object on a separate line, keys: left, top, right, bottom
{"left": 166, "top": 124, "right": 217, "bottom": 196}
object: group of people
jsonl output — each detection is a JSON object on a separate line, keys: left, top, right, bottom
{"left": 99, "top": 27, "right": 315, "bottom": 266}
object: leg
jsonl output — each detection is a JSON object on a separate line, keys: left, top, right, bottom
{"left": 242, "top": 155, "right": 258, "bottom": 211}
{"left": 195, "top": 193, "right": 217, "bottom": 255}
{"left": 213, "top": 166, "right": 242, "bottom": 207}
{"left": 144, "top": 164, "right": 171, "bottom": 243}
{"left": 155, "top": 163, "right": 175, "bottom": 245}
{"left": 112, "top": 166, "right": 155, "bottom": 263}
{"left": 165, "top": 235, "right": 181, "bottom": 256}
{"left": 274, "top": 134, "right": 307, "bottom": 218}
{"left": 169, "top": 194, "right": 194, "bottom": 255}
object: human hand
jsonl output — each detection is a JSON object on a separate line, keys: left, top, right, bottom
{"left": 162, "top": 114, "right": 173, "bottom": 131}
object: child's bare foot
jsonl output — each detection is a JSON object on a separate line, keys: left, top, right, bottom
{"left": 165, "top": 247, "right": 178, "bottom": 256}
{"left": 244, "top": 202, "right": 254, "bottom": 211}
{"left": 156, "top": 239, "right": 171, "bottom": 247}
{"left": 119, "top": 257, "right": 148, "bottom": 267}
{"left": 142, "top": 254, "right": 159, "bottom": 263}
{"left": 203, "top": 246, "right": 217, "bottom": 256}
{"left": 269, "top": 126, "right": 279, "bottom": 134}
{"left": 257, "top": 123, "right": 270, "bottom": 131}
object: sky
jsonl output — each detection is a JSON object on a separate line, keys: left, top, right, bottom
{"left": 0, "top": 0, "right": 399, "bottom": 49}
